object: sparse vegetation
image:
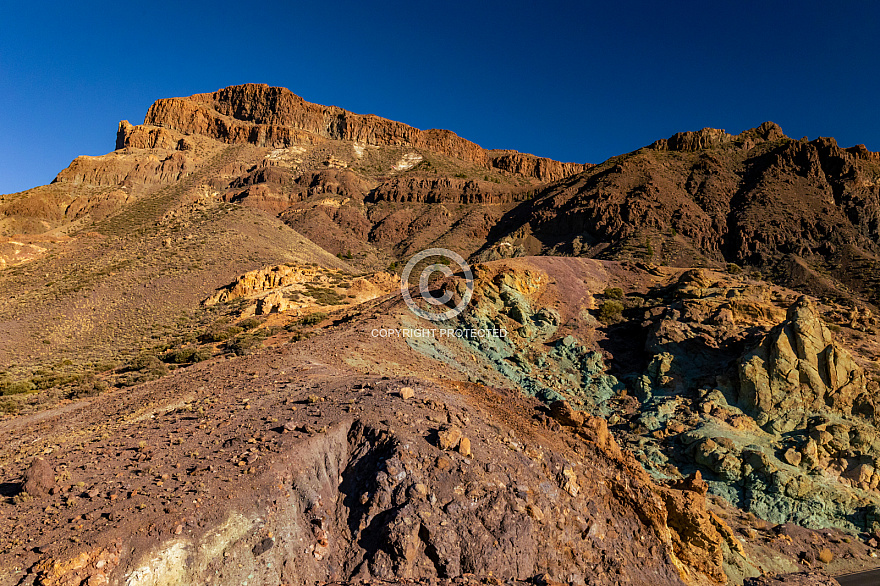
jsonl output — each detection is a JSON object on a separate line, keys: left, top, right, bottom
{"left": 163, "top": 347, "right": 213, "bottom": 364}
{"left": 224, "top": 331, "right": 269, "bottom": 356}
{"left": 122, "top": 353, "right": 169, "bottom": 386}
{"left": 597, "top": 300, "right": 625, "bottom": 324}
{"left": 200, "top": 324, "right": 244, "bottom": 343}
{"left": 299, "top": 312, "right": 327, "bottom": 326}
{"left": 238, "top": 317, "right": 265, "bottom": 331}
{"left": 69, "top": 373, "right": 109, "bottom": 398}
{"left": 603, "top": 287, "right": 624, "bottom": 300}
{"left": 303, "top": 285, "right": 344, "bottom": 305}
{"left": 0, "top": 378, "right": 35, "bottom": 396}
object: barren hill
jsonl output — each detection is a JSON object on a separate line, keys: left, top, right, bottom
{"left": 475, "top": 122, "right": 880, "bottom": 305}
{"left": 3, "top": 85, "right": 880, "bottom": 585}
{"left": 0, "top": 84, "right": 589, "bottom": 379}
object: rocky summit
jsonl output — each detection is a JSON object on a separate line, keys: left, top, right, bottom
{"left": 2, "top": 84, "right": 880, "bottom": 585}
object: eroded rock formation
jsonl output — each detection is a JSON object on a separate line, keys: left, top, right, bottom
{"left": 739, "top": 296, "right": 868, "bottom": 433}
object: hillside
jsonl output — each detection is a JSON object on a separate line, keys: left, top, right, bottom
{"left": 2, "top": 85, "right": 880, "bottom": 585}
{"left": 475, "top": 123, "right": 880, "bottom": 306}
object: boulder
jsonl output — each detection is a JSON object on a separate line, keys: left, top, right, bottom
{"left": 739, "top": 296, "right": 867, "bottom": 432}
{"left": 549, "top": 400, "right": 583, "bottom": 427}
{"left": 22, "top": 457, "right": 54, "bottom": 497}
{"left": 437, "top": 425, "right": 462, "bottom": 450}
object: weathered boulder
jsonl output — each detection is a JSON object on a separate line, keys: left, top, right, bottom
{"left": 739, "top": 296, "right": 867, "bottom": 433}
{"left": 22, "top": 457, "right": 54, "bottom": 497}
{"left": 549, "top": 400, "right": 583, "bottom": 427}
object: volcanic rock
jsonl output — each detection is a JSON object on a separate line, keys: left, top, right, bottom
{"left": 739, "top": 296, "right": 868, "bottom": 432}
{"left": 21, "top": 457, "right": 54, "bottom": 497}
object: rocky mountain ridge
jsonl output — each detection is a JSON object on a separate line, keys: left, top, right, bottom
{"left": 135, "top": 84, "right": 591, "bottom": 182}
{"left": 477, "top": 123, "right": 880, "bottom": 308}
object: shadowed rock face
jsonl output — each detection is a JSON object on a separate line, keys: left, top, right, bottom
{"left": 743, "top": 572, "right": 841, "bottom": 586}
{"left": 739, "top": 297, "right": 868, "bottom": 433}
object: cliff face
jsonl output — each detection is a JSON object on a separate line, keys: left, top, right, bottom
{"left": 53, "top": 151, "right": 193, "bottom": 188}
{"left": 138, "top": 84, "right": 587, "bottom": 181}
{"left": 489, "top": 151, "right": 592, "bottom": 182}
{"left": 367, "top": 176, "right": 530, "bottom": 204}
{"left": 649, "top": 121, "right": 787, "bottom": 152}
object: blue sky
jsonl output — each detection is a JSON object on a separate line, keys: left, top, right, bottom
{"left": 1, "top": 0, "right": 878, "bottom": 194}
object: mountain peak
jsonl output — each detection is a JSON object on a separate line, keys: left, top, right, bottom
{"left": 129, "top": 84, "right": 591, "bottom": 183}
{"left": 650, "top": 121, "right": 789, "bottom": 153}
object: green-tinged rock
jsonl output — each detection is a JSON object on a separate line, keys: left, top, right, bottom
{"left": 738, "top": 296, "right": 868, "bottom": 433}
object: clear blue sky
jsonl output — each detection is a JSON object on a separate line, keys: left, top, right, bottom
{"left": 1, "top": 1, "right": 878, "bottom": 195}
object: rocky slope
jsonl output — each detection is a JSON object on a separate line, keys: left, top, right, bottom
{"left": 4, "top": 85, "right": 880, "bottom": 584}
{"left": 475, "top": 123, "right": 880, "bottom": 306}
{"left": 1, "top": 259, "right": 875, "bottom": 585}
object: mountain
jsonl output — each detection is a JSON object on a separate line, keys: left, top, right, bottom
{"left": 2, "top": 85, "right": 880, "bottom": 585}
{"left": 0, "top": 84, "right": 587, "bottom": 373}
{"left": 475, "top": 122, "right": 880, "bottom": 305}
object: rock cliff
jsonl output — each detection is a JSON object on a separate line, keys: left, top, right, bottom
{"left": 139, "top": 84, "right": 588, "bottom": 181}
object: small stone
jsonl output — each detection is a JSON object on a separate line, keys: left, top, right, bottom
{"left": 818, "top": 548, "right": 833, "bottom": 563}
{"left": 437, "top": 425, "right": 462, "bottom": 450}
{"left": 527, "top": 504, "right": 544, "bottom": 521}
{"left": 399, "top": 386, "right": 414, "bottom": 400}
{"left": 534, "top": 573, "right": 552, "bottom": 586}
{"left": 561, "top": 466, "right": 580, "bottom": 497}
{"left": 458, "top": 437, "right": 472, "bottom": 457}
{"left": 413, "top": 483, "right": 428, "bottom": 497}
{"left": 783, "top": 447, "right": 802, "bottom": 467}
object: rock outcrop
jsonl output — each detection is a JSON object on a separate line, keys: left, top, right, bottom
{"left": 488, "top": 151, "right": 593, "bottom": 183}
{"left": 650, "top": 122, "right": 787, "bottom": 153}
{"left": 138, "top": 84, "right": 587, "bottom": 181}
{"left": 52, "top": 151, "right": 194, "bottom": 188}
{"left": 203, "top": 264, "right": 324, "bottom": 306}
{"left": 739, "top": 296, "right": 868, "bottom": 433}
{"left": 367, "top": 177, "right": 529, "bottom": 204}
